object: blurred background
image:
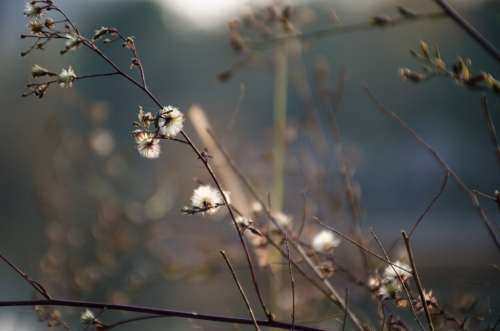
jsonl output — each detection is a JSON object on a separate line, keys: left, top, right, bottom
{"left": 0, "top": 0, "right": 499, "bottom": 330}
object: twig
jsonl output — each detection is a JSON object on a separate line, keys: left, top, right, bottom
{"left": 388, "top": 171, "right": 449, "bottom": 253}
{"left": 364, "top": 85, "right": 500, "bottom": 251}
{"left": 341, "top": 289, "right": 349, "bottom": 331}
{"left": 206, "top": 130, "right": 367, "bottom": 331}
{"left": 433, "top": 0, "right": 500, "bottom": 63}
{"left": 313, "top": 217, "right": 412, "bottom": 274}
{"left": 284, "top": 238, "right": 296, "bottom": 331}
{"left": 0, "top": 252, "right": 51, "bottom": 300}
{"left": 370, "top": 230, "right": 426, "bottom": 331}
{"left": 480, "top": 95, "right": 500, "bottom": 170}
{"left": 0, "top": 299, "right": 326, "bottom": 331}
{"left": 402, "top": 232, "right": 435, "bottom": 331}
{"left": 38, "top": 3, "right": 273, "bottom": 321}
{"left": 323, "top": 68, "right": 369, "bottom": 275}
{"left": 250, "top": 11, "right": 447, "bottom": 51}
{"left": 220, "top": 250, "right": 261, "bottom": 331}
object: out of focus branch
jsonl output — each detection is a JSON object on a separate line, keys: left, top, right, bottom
{"left": 364, "top": 85, "right": 500, "bottom": 251}
{"left": 433, "top": 0, "right": 500, "bottom": 63}
{"left": 249, "top": 11, "right": 447, "bottom": 50}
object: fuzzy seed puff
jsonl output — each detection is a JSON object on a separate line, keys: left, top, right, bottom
{"left": 80, "top": 309, "right": 95, "bottom": 323}
{"left": 135, "top": 132, "right": 160, "bottom": 159}
{"left": 24, "top": 3, "right": 42, "bottom": 17}
{"left": 158, "top": 106, "right": 184, "bottom": 138}
{"left": 383, "top": 261, "right": 412, "bottom": 281}
{"left": 190, "top": 185, "right": 224, "bottom": 215}
{"left": 312, "top": 230, "right": 341, "bottom": 253}
{"left": 58, "top": 66, "right": 77, "bottom": 88}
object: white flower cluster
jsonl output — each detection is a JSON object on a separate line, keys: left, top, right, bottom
{"left": 368, "top": 260, "right": 412, "bottom": 299}
{"left": 62, "top": 33, "right": 82, "bottom": 53}
{"left": 24, "top": 3, "right": 42, "bottom": 18}
{"left": 58, "top": 66, "right": 77, "bottom": 88}
{"left": 132, "top": 105, "right": 184, "bottom": 159}
{"left": 80, "top": 309, "right": 95, "bottom": 324}
{"left": 311, "top": 230, "right": 341, "bottom": 253}
{"left": 184, "top": 185, "right": 230, "bottom": 215}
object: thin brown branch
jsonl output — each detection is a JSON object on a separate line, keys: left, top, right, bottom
{"left": 0, "top": 299, "right": 325, "bottom": 331}
{"left": 39, "top": 3, "right": 273, "bottom": 321}
{"left": 0, "top": 252, "right": 51, "bottom": 299}
{"left": 284, "top": 238, "right": 296, "bottom": 331}
{"left": 313, "top": 217, "right": 412, "bottom": 274}
{"left": 324, "top": 68, "right": 370, "bottom": 275}
{"left": 388, "top": 171, "right": 449, "bottom": 253}
{"left": 480, "top": 95, "right": 500, "bottom": 170}
{"left": 341, "top": 288, "right": 349, "bottom": 331}
{"left": 433, "top": 0, "right": 500, "bottom": 63}
{"left": 250, "top": 11, "right": 447, "bottom": 51}
{"left": 402, "top": 232, "right": 435, "bottom": 331}
{"left": 206, "top": 129, "right": 367, "bottom": 331}
{"left": 364, "top": 85, "right": 500, "bottom": 251}
{"left": 370, "top": 230, "right": 425, "bottom": 331}
{"left": 220, "top": 250, "right": 261, "bottom": 331}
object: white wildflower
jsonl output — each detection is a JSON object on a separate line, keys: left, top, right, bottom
{"left": 250, "top": 201, "right": 263, "bottom": 213}
{"left": 28, "top": 20, "right": 44, "bottom": 34}
{"left": 31, "top": 64, "right": 51, "bottom": 78}
{"left": 383, "top": 261, "right": 412, "bottom": 281}
{"left": 89, "top": 129, "right": 115, "bottom": 156}
{"left": 158, "top": 106, "right": 184, "bottom": 138}
{"left": 24, "top": 2, "right": 42, "bottom": 17}
{"left": 64, "top": 33, "right": 82, "bottom": 51}
{"left": 58, "top": 66, "right": 77, "bottom": 88}
{"left": 312, "top": 230, "right": 340, "bottom": 253}
{"left": 367, "top": 276, "right": 381, "bottom": 290}
{"left": 80, "top": 309, "right": 95, "bottom": 323}
{"left": 135, "top": 132, "right": 160, "bottom": 159}
{"left": 271, "top": 211, "right": 292, "bottom": 229}
{"left": 377, "top": 279, "right": 401, "bottom": 299}
{"left": 190, "top": 185, "right": 224, "bottom": 215}
{"left": 235, "top": 216, "right": 252, "bottom": 227}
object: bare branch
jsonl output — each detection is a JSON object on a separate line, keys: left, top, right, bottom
{"left": 220, "top": 250, "right": 261, "bottom": 331}
{"left": 402, "top": 232, "right": 435, "bottom": 331}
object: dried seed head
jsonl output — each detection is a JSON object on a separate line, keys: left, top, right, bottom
{"left": 158, "top": 106, "right": 184, "bottom": 138}
{"left": 311, "top": 230, "right": 341, "bottom": 253}
{"left": 24, "top": 2, "right": 42, "bottom": 17}
{"left": 190, "top": 185, "right": 225, "bottom": 215}
{"left": 58, "top": 66, "right": 77, "bottom": 88}
{"left": 135, "top": 132, "right": 160, "bottom": 159}
{"left": 31, "top": 64, "right": 52, "bottom": 78}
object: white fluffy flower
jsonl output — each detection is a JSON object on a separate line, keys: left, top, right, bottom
{"left": 383, "top": 261, "right": 412, "bottom": 281}
{"left": 367, "top": 276, "right": 381, "bottom": 290}
{"left": 58, "top": 66, "right": 77, "bottom": 88}
{"left": 31, "top": 64, "right": 51, "bottom": 78}
{"left": 158, "top": 106, "right": 184, "bottom": 138}
{"left": 80, "top": 309, "right": 95, "bottom": 323}
{"left": 64, "top": 33, "right": 82, "bottom": 51}
{"left": 135, "top": 132, "right": 160, "bottom": 159}
{"left": 312, "top": 230, "right": 341, "bottom": 253}
{"left": 235, "top": 216, "right": 252, "bottom": 227}
{"left": 24, "top": 3, "right": 41, "bottom": 17}
{"left": 190, "top": 185, "right": 224, "bottom": 215}
{"left": 271, "top": 211, "right": 292, "bottom": 229}
{"left": 377, "top": 279, "right": 402, "bottom": 299}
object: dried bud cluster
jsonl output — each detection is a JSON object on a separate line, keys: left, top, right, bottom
{"left": 400, "top": 41, "right": 500, "bottom": 93}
